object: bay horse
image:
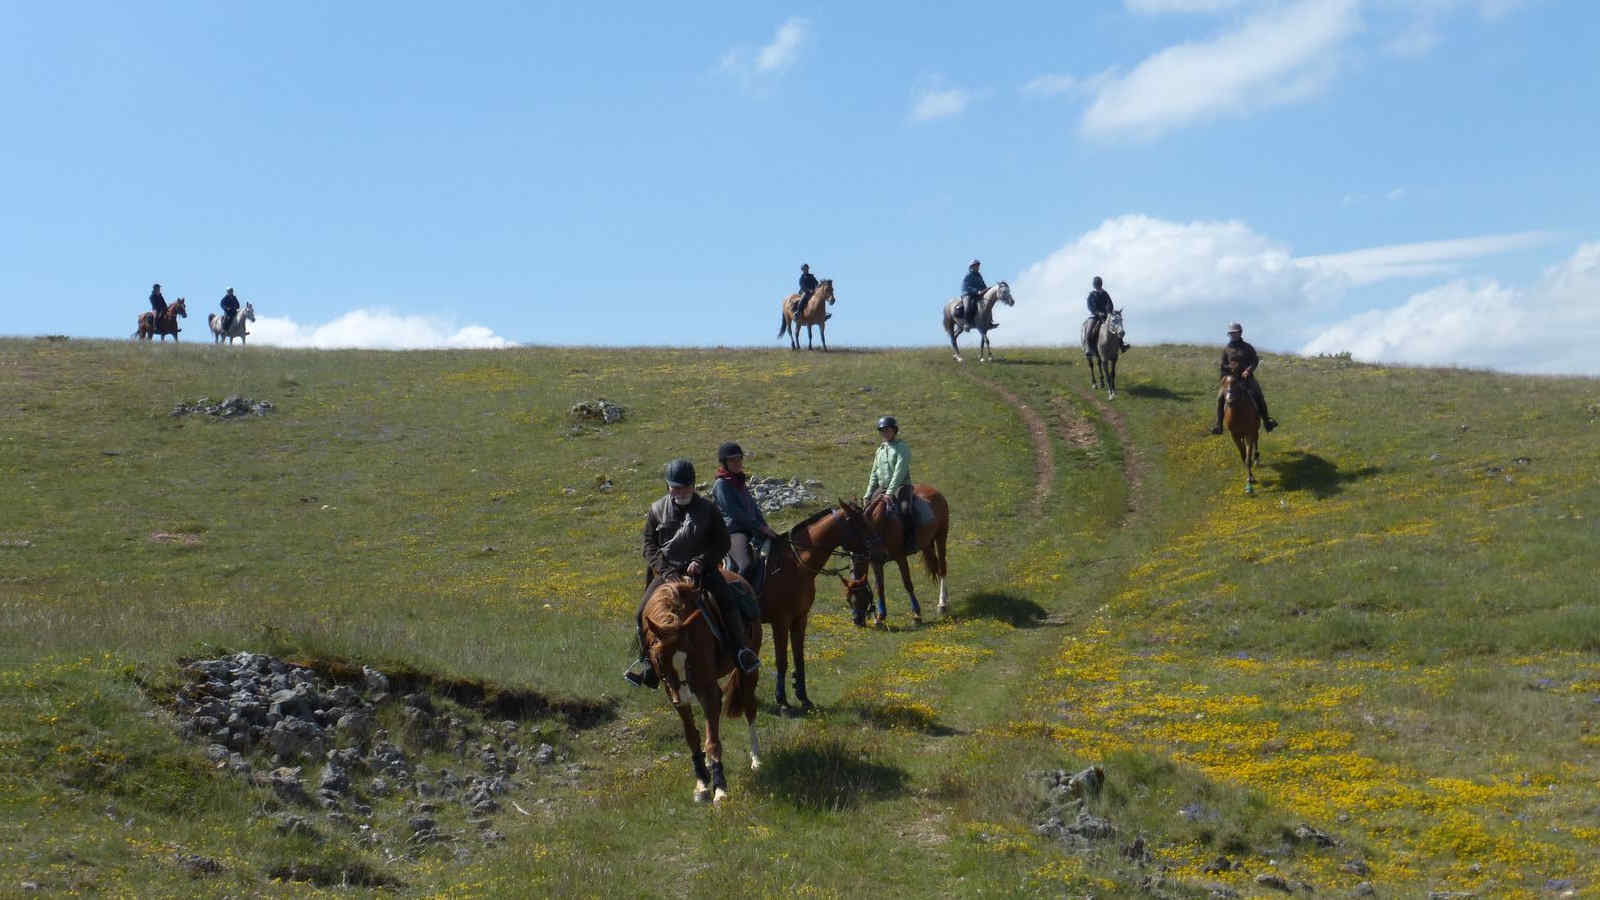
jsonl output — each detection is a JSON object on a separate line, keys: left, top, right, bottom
{"left": 642, "top": 571, "right": 762, "bottom": 805}
{"left": 135, "top": 298, "right": 187, "bottom": 341}
{"left": 1221, "top": 371, "right": 1261, "bottom": 494}
{"left": 756, "top": 503, "right": 876, "bottom": 715}
{"left": 778, "top": 279, "right": 836, "bottom": 351}
{"left": 844, "top": 484, "right": 951, "bottom": 627}
{"left": 208, "top": 302, "right": 255, "bottom": 344}
{"left": 942, "top": 282, "right": 1014, "bottom": 363}
{"left": 1081, "top": 308, "right": 1125, "bottom": 399}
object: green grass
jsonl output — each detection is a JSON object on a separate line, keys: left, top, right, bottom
{"left": 1, "top": 337, "right": 1597, "bottom": 898}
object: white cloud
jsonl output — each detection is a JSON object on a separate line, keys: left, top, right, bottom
{"left": 1004, "top": 215, "right": 1578, "bottom": 370}
{"left": 248, "top": 309, "right": 515, "bottom": 350}
{"left": 1081, "top": 0, "right": 1361, "bottom": 140}
{"left": 909, "top": 86, "right": 974, "bottom": 122}
{"left": 756, "top": 18, "right": 811, "bottom": 72}
{"left": 1021, "top": 74, "right": 1078, "bottom": 97}
{"left": 1302, "top": 243, "right": 1600, "bottom": 374}
{"left": 721, "top": 18, "right": 811, "bottom": 84}
{"left": 1296, "top": 231, "right": 1552, "bottom": 285}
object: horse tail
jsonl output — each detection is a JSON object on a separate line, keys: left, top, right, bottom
{"left": 777, "top": 315, "right": 790, "bottom": 338}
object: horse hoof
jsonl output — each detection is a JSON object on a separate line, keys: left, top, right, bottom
{"left": 1108, "top": 391, "right": 1116, "bottom": 400}
{"left": 937, "top": 603, "right": 948, "bottom": 616}
{"left": 911, "top": 614, "right": 922, "bottom": 625}
{"left": 694, "top": 787, "right": 711, "bottom": 804}
{"left": 750, "top": 756, "right": 762, "bottom": 772}
{"left": 1244, "top": 484, "right": 1254, "bottom": 495}
{"left": 713, "top": 788, "right": 729, "bottom": 805}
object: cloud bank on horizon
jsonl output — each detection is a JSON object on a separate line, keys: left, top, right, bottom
{"left": 1007, "top": 215, "right": 1596, "bottom": 375}
{"left": 246, "top": 309, "right": 514, "bottom": 350}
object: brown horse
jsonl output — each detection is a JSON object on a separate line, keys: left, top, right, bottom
{"left": 642, "top": 571, "right": 762, "bottom": 805}
{"left": 757, "top": 504, "right": 876, "bottom": 714}
{"left": 777, "top": 279, "right": 836, "bottom": 351}
{"left": 1221, "top": 372, "right": 1261, "bottom": 494}
{"left": 135, "top": 298, "right": 187, "bottom": 341}
{"left": 844, "top": 484, "right": 951, "bottom": 627}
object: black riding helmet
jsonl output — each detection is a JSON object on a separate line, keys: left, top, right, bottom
{"left": 876, "top": 415, "right": 898, "bottom": 432}
{"left": 665, "top": 458, "right": 696, "bottom": 487}
{"left": 717, "top": 441, "right": 743, "bottom": 463}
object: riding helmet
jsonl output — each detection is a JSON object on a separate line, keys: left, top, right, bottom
{"left": 876, "top": 415, "right": 898, "bottom": 432}
{"left": 801, "top": 263, "right": 810, "bottom": 271}
{"left": 969, "top": 259, "right": 981, "bottom": 268}
{"left": 717, "top": 441, "right": 743, "bottom": 463}
{"left": 1227, "top": 322, "right": 1243, "bottom": 335}
{"left": 665, "top": 458, "right": 696, "bottom": 487}
{"left": 1092, "top": 276, "right": 1102, "bottom": 288}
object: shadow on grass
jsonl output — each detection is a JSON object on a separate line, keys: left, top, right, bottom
{"left": 755, "top": 737, "right": 909, "bottom": 811}
{"left": 1126, "top": 384, "right": 1200, "bottom": 402}
{"left": 993, "top": 357, "right": 1068, "bottom": 366}
{"left": 846, "top": 698, "right": 961, "bottom": 736}
{"left": 1268, "top": 451, "right": 1381, "bottom": 499}
{"left": 961, "top": 591, "right": 1055, "bottom": 628}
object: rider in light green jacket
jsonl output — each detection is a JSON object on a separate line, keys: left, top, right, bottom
{"left": 865, "top": 415, "right": 914, "bottom": 533}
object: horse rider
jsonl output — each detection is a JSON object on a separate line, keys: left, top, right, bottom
{"left": 794, "top": 264, "right": 819, "bottom": 318}
{"left": 1086, "top": 276, "right": 1130, "bottom": 353}
{"left": 958, "top": 260, "right": 987, "bottom": 329}
{"left": 1211, "top": 322, "right": 1279, "bottom": 435}
{"left": 625, "top": 458, "right": 760, "bottom": 688}
{"left": 864, "top": 415, "right": 916, "bottom": 539}
{"left": 219, "top": 287, "right": 241, "bottom": 334}
{"left": 711, "top": 442, "right": 780, "bottom": 594}
{"left": 149, "top": 283, "right": 168, "bottom": 319}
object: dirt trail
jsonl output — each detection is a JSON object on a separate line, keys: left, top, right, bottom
{"left": 1068, "top": 382, "right": 1148, "bottom": 522}
{"left": 961, "top": 373, "right": 1054, "bottom": 519}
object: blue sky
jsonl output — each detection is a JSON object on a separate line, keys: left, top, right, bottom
{"left": 4, "top": 1, "right": 1597, "bottom": 371}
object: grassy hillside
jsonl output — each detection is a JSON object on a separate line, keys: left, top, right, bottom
{"left": 1, "top": 337, "right": 1596, "bottom": 898}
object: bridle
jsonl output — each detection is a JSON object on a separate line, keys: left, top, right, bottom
{"left": 781, "top": 506, "right": 880, "bottom": 580}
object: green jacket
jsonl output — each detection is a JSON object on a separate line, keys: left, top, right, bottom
{"left": 865, "top": 438, "right": 911, "bottom": 498}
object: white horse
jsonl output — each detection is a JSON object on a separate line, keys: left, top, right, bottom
{"left": 942, "top": 282, "right": 1014, "bottom": 362}
{"left": 209, "top": 303, "right": 255, "bottom": 345}
{"left": 1081, "top": 308, "right": 1125, "bottom": 399}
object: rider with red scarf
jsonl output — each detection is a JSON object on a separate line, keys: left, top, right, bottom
{"left": 711, "top": 442, "right": 780, "bottom": 590}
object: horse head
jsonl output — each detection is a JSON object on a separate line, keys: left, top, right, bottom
{"left": 243, "top": 302, "right": 256, "bottom": 322}
{"left": 1106, "top": 308, "right": 1124, "bottom": 338}
{"left": 819, "top": 280, "right": 836, "bottom": 305}
{"left": 991, "top": 282, "right": 1015, "bottom": 308}
{"left": 172, "top": 298, "right": 188, "bottom": 318}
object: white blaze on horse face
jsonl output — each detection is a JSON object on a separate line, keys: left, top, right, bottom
{"left": 672, "top": 650, "right": 688, "bottom": 682}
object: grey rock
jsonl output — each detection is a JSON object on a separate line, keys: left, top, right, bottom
{"left": 267, "top": 717, "right": 324, "bottom": 760}
{"left": 269, "top": 767, "right": 312, "bottom": 806}
{"left": 174, "top": 852, "right": 223, "bottom": 876}
{"left": 362, "top": 665, "right": 389, "bottom": 694}
{"left": 570, "top": 399, "right": 625, "bottom": 424}
{"left": 1293, "top": 823, "right": 1339, "bottom": 847}
{"left": 1340, "top": 860, "right": 1371, "bottom": 877}
{"left": 205, "top": 743, "right": 230, "bottom": 763}
{"left": 1352, "top": 883, "right": 1376, "bottom": 897}
{"left": 271, "top": 813, "right": 319, "bottom": 838}
{"left": 533, "top": 743, "right": 556, "bottom": 765}
{"left": 1255, "top": 874, "right": 1293, "bottom": 892}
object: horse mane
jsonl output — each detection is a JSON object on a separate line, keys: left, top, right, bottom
{"left": 786, "top": 506, "right": 834, "bottom": 537}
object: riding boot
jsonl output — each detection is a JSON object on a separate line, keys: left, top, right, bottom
{"left": 623, "top": 612, "right": 658, "bottom": 688}
{"left": 718, "top": 596, "right": 759, "bottom": 673}
{"left": 1251, "top": 385, "right": 1277, "bottom": 431}
{"left": 1211, "top": 396, "right": 1225, "bottom": 435}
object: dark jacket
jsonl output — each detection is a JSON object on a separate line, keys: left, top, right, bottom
{"left": 149, "top": 289, "right": 167, "bottom": 315}
{"left": 713, "top": 474, "right": 769, "bottom": 537}
{"left": 643, "top": 493, "right": 730, "bottom": 578}
{"left": 1087, "top": 288, "right": 1113, "bottom": 317}
{"left": 221, "top": 293, "right": 240, "bottom": 315}
{"left": 962, "top": 270, "right": 987, "bottom": 296}
{"left": 1220, "top": 339, "right": 1261, "bottom": 378}
{"left": 799, "top": 272, "right": 818, "bottom": 294}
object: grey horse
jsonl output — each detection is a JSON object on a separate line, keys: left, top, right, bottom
{"left": 1081, "top": 308, "right": 1124, "bottom": 399}
{"left": 942, "top": 282, "right": 1014, "bottom": 363}
{"left": 209, "top": 302, "right": 256, "bottom": 345}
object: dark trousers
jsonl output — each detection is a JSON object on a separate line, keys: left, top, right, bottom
{"left": 635, "top": 568, "right": 747, "bottom": 659}
{"left": 150, "top": 300, "right": 167, "bottom": 316}
{"left": 796, "top": 290, "right": 814, "bottom": 316}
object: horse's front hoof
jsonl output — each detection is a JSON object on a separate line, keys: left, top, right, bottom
{"left": 1244, "top": 484, "right": 1255, "bottom": 495}
{"left": 937, "top": 603, "right": 948, "bottom": 617}
{"left": 694, "top": 786, "right": 711, "bottom": 804}
{"left": 777, "top": 703, "right": 799, "bottom": 719}
{"left": 910, "top": 613, "right": 923, "bottom": 625}
{"left": 713, "top": 787, "right": 729, "bottom": 805}
{"left": 750, "top": 755, "right": 762, "bottom": 772}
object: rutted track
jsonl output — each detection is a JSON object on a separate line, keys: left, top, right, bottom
{"left": 960, "top": 372, "right": 1056, "bottom": 519}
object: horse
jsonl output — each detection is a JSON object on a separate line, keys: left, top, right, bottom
{"left": 843, "top": 484, "right": 951, "bottom": 627}
{"left": 942, "top": 282, "right": 1014, "bottom": 363}
{"left": 756, "top": 503, "right": 876, "bottom": 715}
{"left": 208, "top": 302, "right": 255, "bottom": 345}
{"left": 778, "top": 279, "right": 836, "bottom": 351}
{"left": 641, "top": 571, "right": 762, "bottom": 805}
{"left": 134, "top": 297, "right": 187, "bottom": 341}
{"left": 1081, "top": 308, "right": 1125, "bottom": 399}
{"left": 1221, "top": 372, "right": 1261, "bottom": 494}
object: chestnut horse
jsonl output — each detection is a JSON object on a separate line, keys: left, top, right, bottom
{"left": 757, "top": 503, "right": 875, "bottom": 715}
{"left": 642, "top": 571, "right": 761, "bottom": 805}
{"left": 135, "top": 298, "right": 187, "bottom": 341}
{"left": 844, "top": 484, "right": 951, "bottom": 627}
{"left": 778, "top": 279, "right": 836, "bottom": 351}
{"left": 1221, "top": 372, "right": 1261, "bottom": 494}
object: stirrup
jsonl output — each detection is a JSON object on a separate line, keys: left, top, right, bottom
{"left": 623, "top": 659, "right": 658, "bottom": 688}
{"left": 736, "top": 648, "right": 759, "bottom": 674}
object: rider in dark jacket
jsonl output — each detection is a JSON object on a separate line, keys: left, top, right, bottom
{"left": 625, "top": 458, "right": 759, "bottom": 688}
{"left": 220, "top": 288, "right": 240, "bottom": 333}
{"left": 959, "top": 260, "right": 987, "bottom": 327}
{"left": 1211, "top": 323, "right": 1278, "bottom": 434}
{"left": 796, "top": 265, "right": 819, "bottom": 317}
{"left": 711, "top": 442, "right": 779, "bottom": 592}
{"left": 149, "top": 283, "right": 168, "bottom": 317}
{"left": 1085, "top": 276, "right": 1129, "bottom": 352}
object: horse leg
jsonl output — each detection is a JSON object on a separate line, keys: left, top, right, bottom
{"left": 895, "top": 556, "right": 922, "bottom": 624}
{"left": 790, "top": 615, "right": 814, "bottom": 710}
{"left": 698, "top": 687, "right": 727, "bottom": 804}
{"left": 948, "top": 324, "right": 964, "bottom": 363}
{"left": 1106, "top": 354, "right": 1117, "bottom": 400}
{"left": 934, "top": 527, "right": 950, "bottom": 616}
{"left": 818, "top": 321, "right": 827, "bottom": 352}
{"left": 678, "top": 703, "right": 710, "bottom": 803}
{"left": 872, "top": 559, "right": 888, "bottom": 626}
{"left": 770, "top": 619, "right": 791, "bottom": 713}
